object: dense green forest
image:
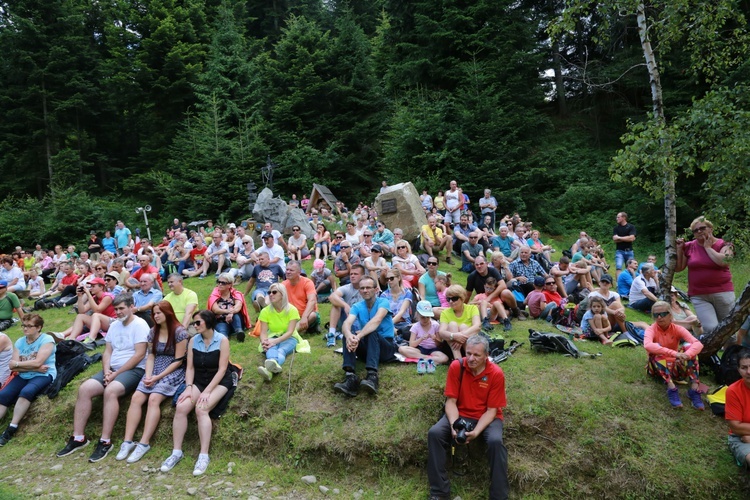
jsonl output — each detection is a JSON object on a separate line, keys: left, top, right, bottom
{"left": 1, "top": 0, "right": 749, "bottom": 250}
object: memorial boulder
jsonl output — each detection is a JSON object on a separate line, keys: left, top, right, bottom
{"left": 252, "top": 188, "right": 288, "bottom": 229}
{"left": 374, "top": 182, "right": 427, "bottom": 243}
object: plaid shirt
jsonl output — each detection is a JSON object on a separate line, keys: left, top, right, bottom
{"left": 509, "top": 258, "right": 545, "bottom": 281}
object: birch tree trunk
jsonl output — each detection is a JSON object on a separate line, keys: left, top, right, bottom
{"left": 636, "top": 3, "right": 676, "bottom": 299}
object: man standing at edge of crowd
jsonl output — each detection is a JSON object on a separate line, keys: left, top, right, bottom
{"left": 613, "top": 212, "right": 636, "bottom": 279}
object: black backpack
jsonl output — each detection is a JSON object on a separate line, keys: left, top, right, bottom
{"left": 715, "top": 344, "right": 747, "bottom": 386}
{"left": 45, "top": 339, "right": 102, "bottom": 399}
{"left": 529, "top": 329, "right": 580, "bottom": 358}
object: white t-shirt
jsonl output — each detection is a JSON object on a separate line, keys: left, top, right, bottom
{"left": 445, "top": 189, "right": 461, "bottom": 210}
{"left": 106, "top": 315, "right": 149, "bottom": 371}
{"left": 629, "top": 275, "right": 657, "bottom": 303}
{"left": 589, "top": 290, "right": 620, "bottom": 307}
{"left": 207, "top": 241, "right": 229, "bottom": 262}
{"left": 257, "top": 244, "right": 286, "bottom": 272}
{"left": 288, "top": 234, "right": 307, "bottom": 249}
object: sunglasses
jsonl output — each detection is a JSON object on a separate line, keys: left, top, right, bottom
{"left": 652, "top": 311, "right": 670, "bottom": 318}
{"left": 397, "top": 246, "right": 407, "bottom": 249}
{"left": 268, "top": 290, "right": 279, "bottom": 295}
{"left": 217, "top": 281, "right": 230, "bottom": 285}
{"left": 545, "top": 282, "right": 555, "bottom": 285}
{"left": 293, "top": 228, "right": 300, "bottom": 232}
{"left": 692, "top": 226, "right": 708, "bottom": 234}
{"left": 447, "top": 295, "right": 461, "bottom": 303}
{"left": 336, "top": 236, "right": 343, "bottom": 239}
{"left": 427, "top": 261, "right": 438, "bottom": 266}
{"left": 190, "top": 320, "right": 203, "bottom": 327}
{"left": 387, "top": 276, "right": 397, "bottom": 281}
{"left": 105, "top": 277, "right": 115, "bottom": 281}
{"left": 341, "top": 246, "right": 351, "bottom": 249}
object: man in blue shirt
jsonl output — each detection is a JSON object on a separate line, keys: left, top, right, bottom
{"left": 132, "top": 274, "right": 163, "bottom": 327}
{"left": 114, "top": 221, "right": 132, "bottom": 255}
{"left": 334, "top": 276, "right": 396, "bottom": 397}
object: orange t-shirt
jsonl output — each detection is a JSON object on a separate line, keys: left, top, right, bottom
{"left": 726, "top": 379, "right": 750, "bottom": 435}
{"left": 283, "top": 277, "right": 318, "bottom": 316}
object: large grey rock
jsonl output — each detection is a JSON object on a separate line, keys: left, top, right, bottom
{"left": 252, "top": 188, "right": 288, "bottom": 229}
{"left": 283, "top": 208, "right": 314, "bottom": 239}
{"left": 374, "top": 182, "right": 428, "bottom": 243}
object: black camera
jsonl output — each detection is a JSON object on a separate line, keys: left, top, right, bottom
{"left": 452, "top": 418, "right": 475, "bottom": 444}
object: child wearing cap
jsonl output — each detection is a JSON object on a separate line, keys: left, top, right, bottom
{"left": 310, "top": 259, "right": 335, "bottom": 301}
{"left": 363, "top": 245, "right": 388, "bottom": 290}
{"left": 398, "top": 301, "right": 449, "bottom": 367}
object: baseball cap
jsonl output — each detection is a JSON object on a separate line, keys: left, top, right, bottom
{"left": 89, "top": 277, "right": 106, "bottom": 286}
{"left": 371, "top": 244, "right": 382, "bottom": 253}
{"left": 313, "top": 259, "right": 325, "bottom": 269}
{"left": 0, "top": 280, "right": 7, "bottom": 288}
{"left": 533, "top": 276, "right": 546, "bottom": 287}
{"left": 600, "top": 274, "right": 613, "bottom": 284}
{"left": 416, "top": 300, "right": 434, "bottom": 317}
{"left": 262, "top": 233, "right": 274, "bottom": 240}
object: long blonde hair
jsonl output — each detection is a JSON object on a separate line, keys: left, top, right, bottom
{"left": 268, "top": 283, "right": 291, "bottom": 312}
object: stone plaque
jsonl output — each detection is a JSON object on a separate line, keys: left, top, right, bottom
{"left": 381, "top": 198, "right": 397, "bottom": 214}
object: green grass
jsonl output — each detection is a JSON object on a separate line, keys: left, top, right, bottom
{"left": 2, "top": 252, "right": 750, "bottom": 498}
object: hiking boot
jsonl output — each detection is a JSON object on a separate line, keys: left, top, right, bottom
{"left": 127, "top": 443, "right": 151, "bottom": 463}
{"left": 88, "top": 440, "right": 113, "bottom": 462}
{"left": 265, "top": 359, "right": 282, "bottom": 374}
{"left": 503, "top": 318, "right": 512, "bottom": 331}
{"left": 325, "top": 332, "right": 336, "bottom": 348}
{"left": 687, "top": 388, "right": 705, "bottom": 411}
{"left": 0, "top": 425, "right": 17, "bottom": 446}
{"left": 481, "top": 318, "right": 493, "bottom": 332}
{"left": 115, "top": 441, "right": 136, "bottom": 461}
{"left": 236, "top": 330, "right": 246, "bottom": 343}
{"left": 417, "top": 358, "right": 427, "bottom": 375}
{"left": 426, "top": 359, "right": 436, "bottom": 374}
{"left": 445, "top": 255, "right": 453, "bottom": 265}
{"left": 333, "top": 373, "right": 360, "bottom": 397}
{"left": 56, "top": 436, "right": 90, "bottom": 457}
{"left": 667, "top": 387, "right": 683, "bottom": 409}
{"left": 193, "top": 454, "right": 210, "bottom": 476}
{"left": 160, "top": 451, "right": 183, "bottom": 472}
{"left": 360, "top": 371, "right": 379, "bottom": 395}
{"left": 257, "top": 366, "right": 273, "bottom": 382}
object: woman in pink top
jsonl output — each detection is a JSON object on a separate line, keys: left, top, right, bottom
{"left": 675, "top": 216, "right": 734, "bottom": 332}
{"left": 644, "top": 301, "right": 704, "bottom": 410}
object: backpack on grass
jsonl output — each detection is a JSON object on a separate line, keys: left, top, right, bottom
{"left": 529, "top": 329, "right": 580, "bottom": 358}
{"left": 45, "top": 340, "right": 102, "bottom": 399}
{"left": 706, "top": 385, "right": 727, "bottom": 417}
{"left": 714, "top": 345, "right": 746, "bottom": 386}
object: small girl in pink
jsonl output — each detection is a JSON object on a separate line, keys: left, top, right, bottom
{"left": 398, "top": 302, "right": 449, "bottom": 365}
{"left": 434, "top": 275, "right": 450, "bottom": 308}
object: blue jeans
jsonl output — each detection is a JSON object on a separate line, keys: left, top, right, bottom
{"left": 0, "top": 375, "right": 53, "bottom": 406}
{"left": 615, "top": 249, "right": 634, "bottom": 271}
{"left": 266, "top": 337, "right": 298, "bottom": 366}
{"left": 342, "top": 330, "right": 397, "bottom": 373}
{"left": 629, "top": 297, "right": 655, "bottom": 312}
{"left": 215, "top": 314, "right": 245, "bottom": 335}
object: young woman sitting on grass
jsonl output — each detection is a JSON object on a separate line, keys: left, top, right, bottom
{"left": 256, "top": 283, "right": 308, "bottom": 382}
{"left": 116, "top": 301, "right": 188, "bottom": 464}
{"left": 580, "top": 296, "right": 612, "bottom": 345}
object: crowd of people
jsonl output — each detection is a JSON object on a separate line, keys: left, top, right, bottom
{"left": 0, "top": 181, "right": 747, "bottom": 495}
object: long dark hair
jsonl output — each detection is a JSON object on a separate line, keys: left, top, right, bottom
{"left": 152, "top": 300, "right": 182, "bottom": 355}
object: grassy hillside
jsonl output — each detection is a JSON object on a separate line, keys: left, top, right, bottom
{"left": 1, "top": 249, "right": 749, "bottom": 498}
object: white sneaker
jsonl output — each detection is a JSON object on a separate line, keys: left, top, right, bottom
{"left": 126, "top": 442, "right": 151, "bottom": 463}
{"left": 265, "top": 358, "right": 282, "bottom": 374}
{"left": 115, "top": 441, "right": 136, "bottom": 461}
{"left": 160, "top": 452, "right": 183, "bottom": 472}
{"left": 257, "top": 366, "right": 273, "bottom": 382}
{"left": 193, "top": 454, "right": 210, "bottom": 476}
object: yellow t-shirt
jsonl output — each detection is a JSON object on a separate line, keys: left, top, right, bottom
{"left": 439, "top": 304, "right": 479, "bottom": 327}
{"left": 421, "top": 224, "right": 443, "bottom": 243}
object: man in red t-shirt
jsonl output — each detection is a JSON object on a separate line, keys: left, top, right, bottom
{"left": 182, "top": 238, "right": 208, "bottom": 278}
{"left": 126, "top": 254, "right": 163, "bottom": 291}
{"left": 282, "top": 260, "right": 319, "bottom": 334}
{"left": 427, "top": 335, "right": 509, "bottom": 500}
{"left": 726, "top": 349, "right": 750, "bottom": 468}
